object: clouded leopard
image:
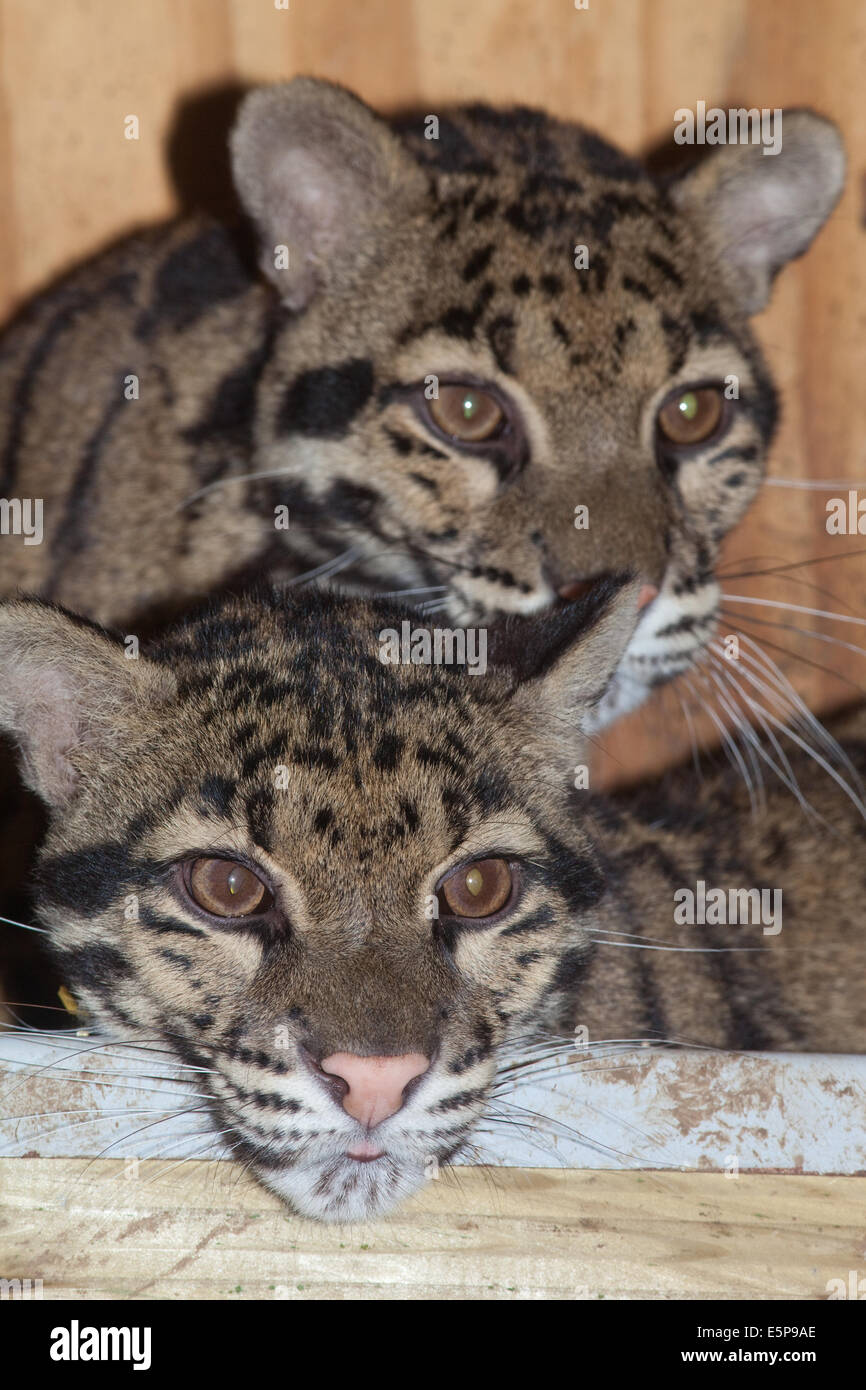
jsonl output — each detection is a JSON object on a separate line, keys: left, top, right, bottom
{"left": 1, "top": 582, "right": 862, "bottom": 1221}
{"left": 0, "top": 78, "right": 844, "bottom": 728}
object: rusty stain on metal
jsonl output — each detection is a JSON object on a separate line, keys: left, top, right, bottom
{"left": 1, "top": 1031, "right": 864, "bottom": 1174}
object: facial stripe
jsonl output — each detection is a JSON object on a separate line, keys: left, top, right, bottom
{"left": 278, "top": 358, "right": 374, "bottom": 437}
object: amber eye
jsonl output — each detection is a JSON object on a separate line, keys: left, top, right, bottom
{"left": 439, "top": 858, "right": 514, "bottom": 919}
{"left": 428, "top": 384, "right": 505, "bottom": 443}
{"left": 187, "top": 858, "right": 270, "bottom": 918}
{"left": 656, "top": 387, "right": 724, "bottom": 446}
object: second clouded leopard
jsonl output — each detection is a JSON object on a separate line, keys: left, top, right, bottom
{"left": 1, "top": 581, "right": 862, "bottom": 1221}
{"left": 0, "top": 78, "right": 844, "bottom": 727}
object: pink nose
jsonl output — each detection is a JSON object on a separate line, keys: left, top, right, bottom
{"left": 320, "top": 1052, "right": 430, "bottom": 1128}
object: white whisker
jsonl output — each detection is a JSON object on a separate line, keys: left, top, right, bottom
{"left": 721, "top": 592, "right": 866, "bottom": 629}
{"left": 283, "top": 546, "right": 361, "bottom": 587}
{"left": 721, "top": 606, "right": 866, "bottom": 663}
{"left": 682, "top": 675, "right": 759, "bottom": 817}
{"left": 675, "top": 688, "right": 704, "bottom": 780}
{"left": 375, "top": 585, "right": 449, "bottom": 599}
{"left": 728, "top": 631, "right": 866, "bottom": 804}
{"left": 763, "top": 477, "right": 866, "bottom": 491}
{"left": 698, "top": 663, "right": 767, "bottom": 811}
{"left": 589, "top": 937, "right": 768, "bottom": 953}
{"left": 707, "top": 654, "right": 816, "bottom": 817}
{"left": 0, "top": 913, "right": 48, "bottom": 934}
{"left": 176, "top": 466, "right": 294, "bottom": 511}
{"left": 720, "top": 660, "right": 866, "bottom": 818}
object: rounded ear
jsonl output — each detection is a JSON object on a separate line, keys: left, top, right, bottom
{"left": 670, "top": 110, "right": 845, "bottom": 315}
{"left": 489, "top": 575, "right": 644, "bottom": 795}
{"left": 230, "top": 76, "right": 429, "bottom": 310}
{"left": 0, "top": 600, "right": 176, "bottom": 810}
{"left": 483, "top": 575, "right": 641, "bottom": 791}
{"left": 489, "top": 573, "right": 642, "bottom": 721}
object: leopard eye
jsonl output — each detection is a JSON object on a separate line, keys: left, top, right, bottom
{"left": 187, "top": 858, "right": 270, "bottom": 918}
{"left": 439, "top": 857, "right": 514, "bottom": 920}
{"left": 656, "top": 386, "right": 725, "bottom": 446}
{"left": 427, "top": 384, "right": 505, "bottom": 443}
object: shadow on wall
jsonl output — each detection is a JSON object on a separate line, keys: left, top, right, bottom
{"left": 165, "top": 76, "right": 721, "bottom": 217}
{"left": 166, "top": 81, "right": 250, "bottom": 220}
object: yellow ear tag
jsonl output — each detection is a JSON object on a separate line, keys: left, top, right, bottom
{"left": 58, "top": 985, "right": 80, "bottom": 1017}
{"left": 58, "top": 985, "right": 91, "bottom": 1035}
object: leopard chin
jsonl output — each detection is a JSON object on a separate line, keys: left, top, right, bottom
{"left": 257, "top": 1152, "right": 432, "bottom": 1223}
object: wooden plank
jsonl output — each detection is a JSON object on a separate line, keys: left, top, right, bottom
{"left": 1, "top": 1160, "right": 863, "bottom": 1300}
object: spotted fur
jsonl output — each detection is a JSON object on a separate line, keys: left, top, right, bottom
{"left": 0, "top": 584, "right": 862, "bottom": 1220}
{"left": 0, "top": 80, "right": 845, "bottom": 724}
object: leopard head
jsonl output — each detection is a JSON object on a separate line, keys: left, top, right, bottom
{"left": 229, "top": 79, "right": 844, "bottom": 727}
{"left": 0, "top": 579, "right": 639, "bottom": 1220}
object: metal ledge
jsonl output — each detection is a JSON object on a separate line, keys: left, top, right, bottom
{"left": 1, "top": 1031, "right": 864, "bottom": 1173}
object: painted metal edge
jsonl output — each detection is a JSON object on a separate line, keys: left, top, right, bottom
{"left": 0, "top": 1031, "right": 864, "bottom": 1172}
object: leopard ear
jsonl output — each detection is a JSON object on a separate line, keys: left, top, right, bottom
{"left": 483, "top": 576, "right": 641, "bottom": 794}
{"left": 488, "top": 574, "right": 642, "bottom": 730}
{"left": 230, "top": 77, "right": 428, "bottom": 309}
{"left": 0, "top": 600, "right": 176, "bottom": 810}
{"left": 670, "top": 109, "right": 845, "bottom": 314}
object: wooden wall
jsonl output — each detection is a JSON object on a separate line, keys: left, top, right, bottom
{"left": 1, "top": 0, "right": 864, "bottom": 786}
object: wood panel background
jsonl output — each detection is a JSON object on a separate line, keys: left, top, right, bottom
{"left": 1, "top": 0, "right": 864, "bottom": 787}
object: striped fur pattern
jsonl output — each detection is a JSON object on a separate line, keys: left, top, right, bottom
{"left": 0, "top": 585, "right": 862, "bottom": 1220}
{"left": 0, "top": 80, "right": 845, "bottom": 725}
